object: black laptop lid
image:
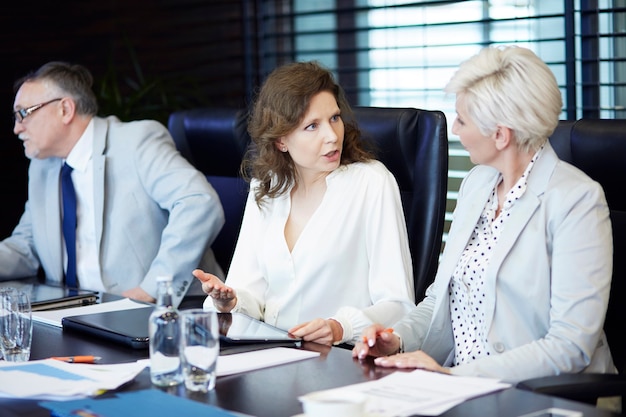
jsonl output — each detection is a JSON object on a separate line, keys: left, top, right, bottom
{"left": 62, "top": 306, "right": 153, "bottom": 349}
{"left": 61, "top": 308, "right": 300, "bottom": 350}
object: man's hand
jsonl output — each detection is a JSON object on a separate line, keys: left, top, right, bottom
{"left": 121, "top": 286, "right": 155, "bottom": 303}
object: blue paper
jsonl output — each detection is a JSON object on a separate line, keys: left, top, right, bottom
{"left": 2, "top": 363, "right": 91, "bottom": 381}
{"left": 40, "top": 389, "right": 240, "bottom": 417}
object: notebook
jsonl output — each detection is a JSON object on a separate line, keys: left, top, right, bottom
{"left": 61, "top": 308, "right": 300, "bottom": 350}
{"left": 0, "top": 282, "right": 98, "bottom": 311}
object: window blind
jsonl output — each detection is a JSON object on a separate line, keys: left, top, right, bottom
{"left": 249, "top": 0, "right": 626, "bottom": 248}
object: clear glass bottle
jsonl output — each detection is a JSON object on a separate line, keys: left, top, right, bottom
{"left": 149, "top": 275, "right": 182, "bottom": 386}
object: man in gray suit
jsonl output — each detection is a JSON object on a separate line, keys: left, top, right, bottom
{"left": 2, "top": 61, "right": 225, "bottom": 307}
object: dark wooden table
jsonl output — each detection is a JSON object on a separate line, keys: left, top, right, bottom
{"left": 0, "top": 313, "right": 620, "bottom": 417}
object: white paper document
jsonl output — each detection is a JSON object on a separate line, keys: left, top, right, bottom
{"left": 0, "top": 359, "right": 147, "bottom": 401}
{"left": 138, "top": 346, "right": 320, "bottom": 379}
{"left": 303, "top": 369, "right": 511, "bottom": 417}
{"left": 31, "top": 298, "right": 150, "bottom": 327}
{"left": 216, "top": 347, "right": 320, "bottom": 376}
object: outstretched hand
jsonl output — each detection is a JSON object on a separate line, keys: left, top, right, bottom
{"left": 192, "top": 269, "right": 237, "bottom": 312}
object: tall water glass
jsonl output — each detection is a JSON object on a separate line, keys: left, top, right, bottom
{"left": 0, "top": 288, "right": 32, "bottom": 362}
{"left": 180, "top": 309, "right": 219, "bottom": 392}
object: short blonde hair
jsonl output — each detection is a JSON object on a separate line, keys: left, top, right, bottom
{"left": 445, "top": 46, "right": 562, "bottom": 152}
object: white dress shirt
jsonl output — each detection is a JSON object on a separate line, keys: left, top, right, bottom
{"left": 205, "top": 160, "right": 415, "bottom": 344}
{"left": 65, "top": 119, "right": 104, "bottom": 292}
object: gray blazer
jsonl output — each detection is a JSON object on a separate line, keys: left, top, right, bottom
{"left": 0, "top": 116, "right": 225, "bottom": 307}
{"left": 394, "top": 143, "right": 615, "bottom": 383}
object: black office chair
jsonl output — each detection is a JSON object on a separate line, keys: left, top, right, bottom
{"left": 168, "top": 108, "right": 250, "bottom": 278}
{"left": 517, "top": 119, "right": 626, "bottom": 406}
{"left": 168, "top": 107, "right": 449, "bottom": 303}
{"left": 352, "top": 107, "right": 448, "bottom": 302}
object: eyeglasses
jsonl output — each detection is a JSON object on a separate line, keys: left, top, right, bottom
{"left": 13, "top": 98, "right": 62, "bottom": 123}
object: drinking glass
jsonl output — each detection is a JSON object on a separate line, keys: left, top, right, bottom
{"left": 0, "top": 288, "right": 32, "bottom": 362}
{"left": 180, "top": 309, "right": 219, "bottom": 392}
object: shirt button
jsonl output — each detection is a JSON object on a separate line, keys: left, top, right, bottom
{"left": 493, "top": 342, "right": 505, "bottom": 353}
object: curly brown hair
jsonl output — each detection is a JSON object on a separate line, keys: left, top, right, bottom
{"left": 243, "top": 61, "right": 373, "bottom": 207}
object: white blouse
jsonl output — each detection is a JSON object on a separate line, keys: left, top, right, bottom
{"left": 205, "top": 160, "right": 415, "bottom": 344}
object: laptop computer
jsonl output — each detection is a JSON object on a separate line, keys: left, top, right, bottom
{"left": 0, "top": 282, "right": 98, "bottom": 311}
{"left": 62, "top": 306, "right": 153, "bottom": 349}
{"left": 61, "top": 308, "right": 300, "bottom": 350}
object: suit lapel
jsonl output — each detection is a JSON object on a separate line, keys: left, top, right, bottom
{"left": 92, "top": 117, "right": 107, "bottom": 249}
{"left": 486, "top": 145, "right": 557, "bottom": 276}
{"left": 46, "top": 161, "right": 65, "bottom": 279}
{"left": 422, "top": 168, "right": 499, "bottom": 362}
{"left": 440, "top": 169, "right": 499, "bottom": 283}
{"left": 483, "top": 144, "right": 559, "bottom": 327}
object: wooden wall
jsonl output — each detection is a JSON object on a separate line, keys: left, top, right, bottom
{"left": 0, "top": 0, "right": 255, "bottom": 237}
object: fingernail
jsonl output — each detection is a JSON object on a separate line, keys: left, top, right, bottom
{"left": 368, "top": 338, "right": 375, "bottom": 347}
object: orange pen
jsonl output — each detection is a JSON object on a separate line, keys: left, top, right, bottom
{"left": 362, "top": 327, "right": 393, "bottom": 343}
{"left": 50, "top": 355, "right": 101, "bottom": 364}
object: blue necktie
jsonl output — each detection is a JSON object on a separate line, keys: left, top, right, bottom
{"left": 61, "top": 163, "right": 77, "bottom": 288}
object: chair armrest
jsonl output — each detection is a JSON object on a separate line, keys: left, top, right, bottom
{"left": 517, "top": 373, "right": 626, "bottom": 404}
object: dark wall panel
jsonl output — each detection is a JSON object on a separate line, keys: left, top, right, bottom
{"left": 0, "top": 0, "right": 251, "bottom": 238}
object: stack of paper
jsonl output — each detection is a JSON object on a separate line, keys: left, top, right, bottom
{"left": 31, "top": 298, "right": 149, "bottom": 327}
{"left": 302, "top": 369, "right": 511, "bottom": 417}
{"left": 0, "top": 359, "right": 146, "bottom": 400}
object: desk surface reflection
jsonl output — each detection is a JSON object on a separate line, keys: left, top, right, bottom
{"left": 0, "top": 318, "right": 618, "bottom": 417}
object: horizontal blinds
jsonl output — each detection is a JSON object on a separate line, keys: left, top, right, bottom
{"left": 252, "top": 0, "right": 626, "bottom": 248}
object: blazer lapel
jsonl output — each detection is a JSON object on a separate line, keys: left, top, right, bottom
{"left": 92, "top": 117, "right": 107, "bottom": 248}
{"left": 441, "top": 169, "right": 500, "bottom": 283}
{"left": 421, "top": 168, "right": 499, "bottom": 363}
{"left": 483, "top": 144, "right": 559, "bottom": 327}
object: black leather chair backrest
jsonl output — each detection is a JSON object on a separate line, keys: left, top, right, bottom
{"left": 549, "top": 119, "right": 626, "bottom": 374}
{"left": 168, "top": 107, "right": 449, "bottom": 302}
{"left": 352, "top": 107, "right": 448, "bottom": 302}
{"left": 168, "top": 108, "right": 250, "bottom": 277}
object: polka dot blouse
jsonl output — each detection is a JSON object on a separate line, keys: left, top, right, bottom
{"left": 449, "top": 146, "right": 544, "bottom": 366}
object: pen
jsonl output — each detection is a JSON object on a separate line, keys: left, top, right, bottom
{"left": 362, "top": 327, "right": 393, "bottom": 343}
{"left": 50, "top": 355, "right": 101, "bottom": 364}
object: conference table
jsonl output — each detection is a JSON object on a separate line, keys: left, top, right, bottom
{"left": 1, "top": 295, "right": 620, "bottom": 417}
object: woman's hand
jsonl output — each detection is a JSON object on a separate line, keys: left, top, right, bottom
{"left": 374, "top": 350, "right": 450, "bottom": 374}
{"left": 352, "top": 324, "right": 401, "bottom": 359}
{"left": 288, "top": 318, "right": 343, "bottom": 346}
{"left": 192, "top": 269, "right": 237, "bottom": 312}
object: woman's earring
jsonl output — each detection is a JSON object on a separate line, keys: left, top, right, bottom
{"left": 281, "top": 146, "right": 287, "bottom": 152}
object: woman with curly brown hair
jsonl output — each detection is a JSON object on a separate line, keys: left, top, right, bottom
{"left": 193, "top": 61, "right": 415, "bottom": 346}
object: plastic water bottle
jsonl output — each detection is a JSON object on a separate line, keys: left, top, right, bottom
{"left": 149, "top": 275, "right": 183, "bottom": 386}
